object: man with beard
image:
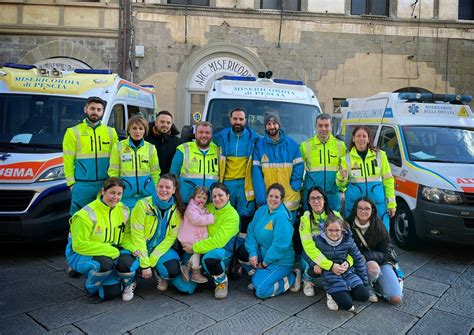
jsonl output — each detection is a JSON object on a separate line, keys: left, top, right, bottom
{"left": 214, "top": 108, "right": 261, "bottom": 277}
{"left": 252, "top": 110, "right": 303, "bottom": 225}
{"left": 145, "top": 110, "right": 182, "bottom": 175}
{"left": 170, "top": 122, "right": 219, "bottom": 203}
{"left": 63, "top": 96, "right": 118, "bottom": 215}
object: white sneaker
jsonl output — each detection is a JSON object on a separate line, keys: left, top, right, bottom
{"left": 367, "top": 286, "right": 378, "bottom": 302}
{"left": 122, "top": 282, "right": 136, "bottom": 302}
{"left": 303, "top": 281, "right": 315, "bottom": 297}
{"left": 290, "top": 268, "right": 302, "bottom": 292}
{"left": 348, "top": 305, "right": 355, "bottom": 312}
{"left": 214, "top": 281, "right": 228, "bottom": 300}
{"left": 156, "top": 276, "right": 168, "bottom": 291}
{"left": 247, "top": 282, "right": 254, "bottom": 290}
{"left": 326, "top": 293, "right": 339, "bottom": 311}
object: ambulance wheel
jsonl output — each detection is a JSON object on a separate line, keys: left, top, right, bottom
{"left": 393, "top": 202, "right": 417, "bottom": 250}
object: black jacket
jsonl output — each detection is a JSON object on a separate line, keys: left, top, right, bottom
{"left": 145, "top": 122, "right": 182, "bottom": 175}
{"left": 351, "top": 225, "right": 398, "bottom": 266}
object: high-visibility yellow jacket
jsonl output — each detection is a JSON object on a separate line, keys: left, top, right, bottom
{"left": 69, "top": 198, "right": 130, "bottom": 259}
{"left": 108, "top": 138, "right": 160, "bottom": 200}
{"left": 300, "top": 134, "right": 346, "bottom": 195}
{"left": 63, "top": 119, "right": 118, "bottom": 186}
{"left": 124, "top": 196, "right": 181, "bottom": 268}
{"left": 169, "top": 141, "right": 220, "bottom": 202}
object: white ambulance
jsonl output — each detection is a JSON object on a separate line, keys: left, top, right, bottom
{"left": 183, "top": 73, "right": 322, "bottom": 143}
{"left": 0, "top": 63, "right": 157, "bottom": 241}
{"left": 341, "top": 91, "right": 474, "bottom": 249}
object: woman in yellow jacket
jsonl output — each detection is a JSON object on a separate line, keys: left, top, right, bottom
{"left": 65, "top": 177, "right": 138, "bottom": 303}
{"left": 337, "top": 125, "right": 396, "bottom": 231}
{"left": 108, "top": 115, "right": 160, "bottom": 209}
{"left": 123, "top": 174, "right": 186, "bottom": 292}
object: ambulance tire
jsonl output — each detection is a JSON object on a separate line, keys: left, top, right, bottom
{"left": 393, "top": 202, "right": 417, "bottom": 250}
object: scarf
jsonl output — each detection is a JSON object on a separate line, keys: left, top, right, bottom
{"left": 321, "top": 231, "right": 343, "bottom": 247}
{"left": 152, "top": 191, "right": 174, "bottom": 211}
{"left": 354, "top": 218, "right": 370, "bottom": 235}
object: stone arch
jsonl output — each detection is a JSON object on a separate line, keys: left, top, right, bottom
{"left": 19, "top": 40, "right": 107, "bottom": 69}
{"left": 174, "top": 42, "right": 266, "bottom": 127}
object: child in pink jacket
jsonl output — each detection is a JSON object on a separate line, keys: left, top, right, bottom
{"left": 178, "top": 187, "right": 214, "bottom": 283}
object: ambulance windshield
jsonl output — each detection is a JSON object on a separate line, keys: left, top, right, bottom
{"left": 402, "top": 126, "right": 474, "bottom": 164}
{"left": 207, "top": 99, "right": 320, "bottom": 143}
{"left": 0, "top": 94, "right": 86, "bottom": 151}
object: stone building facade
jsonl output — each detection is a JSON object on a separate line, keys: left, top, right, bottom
{"left": 1, "top": 0, "right": 474, "bottom": 129}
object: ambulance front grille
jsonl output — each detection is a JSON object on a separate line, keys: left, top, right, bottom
{"left": 0, "top": 190, "right": 35, "bottom": 212}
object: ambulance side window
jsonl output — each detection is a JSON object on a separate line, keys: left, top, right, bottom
{"left": 109, "top": 104, "right": 126, "bottom": 139}
{"left": 379, "top": 126, "right": 402, "bottom": 167}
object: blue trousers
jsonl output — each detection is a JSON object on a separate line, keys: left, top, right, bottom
{"left": 252, "top": 265, "right": 295, "bottom": 299}
{"left": 369, "top": 263, "right": 403, "bottom": 301}
{"left": 154, "top": 248, "right": 180, "bottom": 279}
{"left": 224, "top": 179, "right": 255, "bottom": 217}
{"left": 70, "top": 180, "right": 103, "bottom": 215}
{"left": 66, "top": 241, "right": 138, "bottom": 299}
{"left": 172, "top": 247, "right": 233, "bottom": 294}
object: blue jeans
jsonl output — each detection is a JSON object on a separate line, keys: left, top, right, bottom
{"left": 370, "top": 263, "right": 403, "bottom": 301}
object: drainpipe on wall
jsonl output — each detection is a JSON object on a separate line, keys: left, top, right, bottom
{"left": 118, "top": 0, "right": 132, "bottom": 80}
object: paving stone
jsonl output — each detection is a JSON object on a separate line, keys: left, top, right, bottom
{"left": 397, "top": 251, "right": 436, "bottom": 276}
{"left": 342, "top": 303, "right": 418, "bottom": 335}
{"left": 0, "top": 314, "right": 46, "bottom": 335}
{"left": 296, "top": 300, "right": 356, "bottom": 329}
{"left": 434, "top": 287, "right": 474, "bottom": 319}
{"left": 0, "top": 272, "right": 84, "bottom": 320}
{"left": 412, "top": 264, "right": 461, "bottom": 285}
{"left": 131, "top": 309, "right": 215, "bottom": 334}
{"left": 390, "top": 288, "right": 438, "bottom": 317}
{"left": 0, "top": 263, "right": 58, "bottom": 286}
{"left": 198, "top": 304, "right": 289, "bottom": 335}
{"left": 47, "top": 324, "right": 85, "bottom": 334}
{"left": 264, "top": 316, "right": 330, "bottom": 334}
{"left": 426, "top": 253, "right": 472, "bottom": 273}
{"left": 328, "top": 329, "right": 359, "bottom": 335}
{"left": 29, "top": 295, "right": 126, "bottom": 330}
{"left": 451, "top": 266, "right": 474, "bottom": 290}
{"left": 403, "top": 276, "right": 449, "bottom": 297}
{"left": 407, "top": 309, "right": 474, "bottom": 335}
{"left": 165, "top": 286, "right": 261, "bottom": 321}
{"left": 75, "top": 294, "right": 186, "bottom": 334}
{"left": 261, "top": 290, "right": 323, "bottom": 316}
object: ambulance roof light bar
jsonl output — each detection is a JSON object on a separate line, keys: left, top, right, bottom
{"left": 398, "top": 92, "right": 472, "bottom": 103}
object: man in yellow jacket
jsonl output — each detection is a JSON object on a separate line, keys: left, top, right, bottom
{"left": 300, "top": 113, "right": 346, "bottom": 211}
{"left": 63, "top": 97, "right": 118, "bottom": 215}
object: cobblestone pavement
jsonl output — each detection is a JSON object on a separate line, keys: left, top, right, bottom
{"left": 0, "top": 242, "right": 473, "bottom": 334}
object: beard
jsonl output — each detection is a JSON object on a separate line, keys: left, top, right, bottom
{"left": 87, "top": 114, "right": 100, "bottom": 123}
{"left": 232, "top": 124, "right": 244, "bottom": 133}
{"left": 266, "top": 128, "right": 278, "bottom": 137}
{"left": 196, "top": 137, "right": 211, "bottom": 148}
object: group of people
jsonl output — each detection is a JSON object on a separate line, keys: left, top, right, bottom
{"left": 63, "top": 96, "right": 403, "bottom": 311}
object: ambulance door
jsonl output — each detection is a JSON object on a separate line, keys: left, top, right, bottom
{"left": 108, "top": 103, "right": 127, "bottom": 139}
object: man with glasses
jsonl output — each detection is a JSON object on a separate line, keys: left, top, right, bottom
{"left": 300, "top": 113, "right": 346, "bottom": 211}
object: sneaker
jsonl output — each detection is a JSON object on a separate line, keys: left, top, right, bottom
{"left": 326, "top": 293, "right": 339, "bottom": 311}
{"left": 303, "top": 281, "right": 315, "bottom": 297}
{"left": 156, "top": 276, "right": 168, "bottom": 292}
{"left": 122, "top": 282, "right": 136, "bottom": 302}
{"left": 214, "top": 281, "right": 228, "bottom": 300}
{"left": 180, "top": 263, "right": 191, "bottom": 282}
{"left": 290, "top": 268, "right": 302, "bottom": 292}
{"left": 190, "top": 268, "right": 208, "bottom": 284}
{"left": 247, "top": 282, "right": 254, "bottom": 290}
{"left": 367, "top": 286, "right": 378, "bottom": 303}
{"left": 348, "top": 305, "right": 355, "bottom": 312}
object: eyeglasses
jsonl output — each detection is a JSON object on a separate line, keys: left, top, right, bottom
{"left": 326, "top": 229, "right": 342, "bottom": 233}
{"left": 357, "top": 206, "right": 372, "bottom": 212}
{"left": 309, "top": 196, "right": 324, "bottom": 202}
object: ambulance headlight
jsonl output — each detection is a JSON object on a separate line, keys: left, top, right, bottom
{"left": 420, "top": 186, "right": 462, "bottom": 205}
{"left": 37, "top": 166, "right": 65, "bottom": 182}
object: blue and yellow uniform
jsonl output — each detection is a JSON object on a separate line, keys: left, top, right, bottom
{"left": 252, "top": 130, "right": 304, "bottom": 222}
{"left": 214, "top": 127, "right": 260, "bottom": 217}
{"left": 169, "top": 141, "right": 219, "bottom": 203}
{"left": 63, "top": 119, "right": 118, "bottom": 214}
{"left": 337, "top": 147, "right": 396, "bottom": 230}
{"left": 123, "top": 195, "right": 182, "bottom": 280}
{"left": 244, "top": 203, "right": 296, "bottom": 298}
{"left": 65, "top": 198, "right": 137, "bottom": 299}
{"left": 108, "top": 138, "right": 160, "bottom": 208}
{"left": 300, "top": 134, "right": 346, "bottom": 211}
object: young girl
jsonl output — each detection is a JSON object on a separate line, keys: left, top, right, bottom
{"left": 315, "top": 215, "right": 369, "bottom": 312}
{"left": 178, "top": 187, "right": 214, "bottom": 283}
